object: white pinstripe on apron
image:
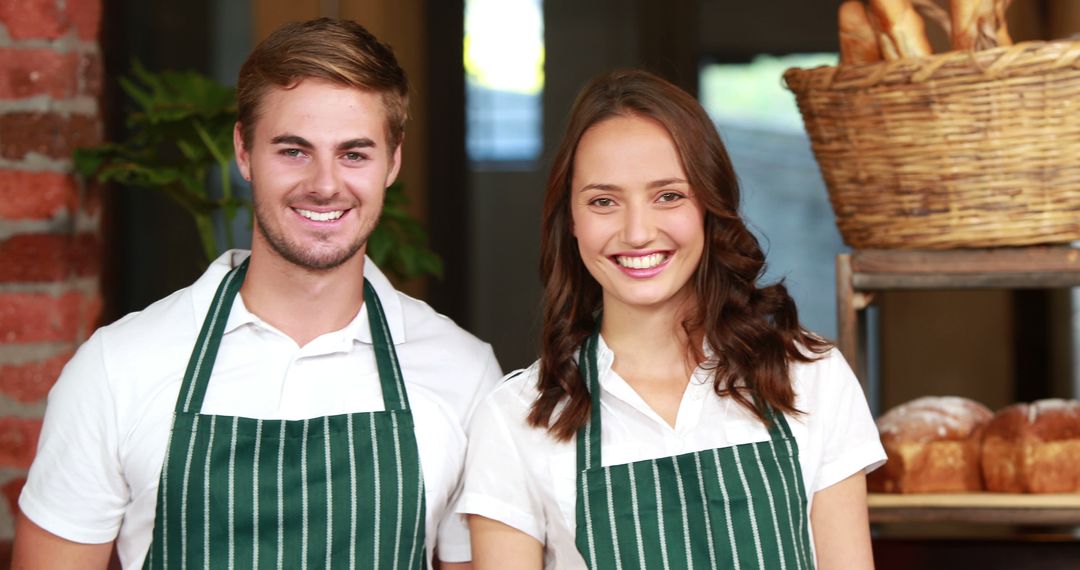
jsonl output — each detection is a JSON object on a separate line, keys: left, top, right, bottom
{"left": 574, "top": 328, "right": 815, "bottom": 569}
{"left": 142, "top": 259, "right": 427, "bottom": 569}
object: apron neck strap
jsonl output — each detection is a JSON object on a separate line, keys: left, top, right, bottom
{"left": 176, "top": 260, "right": 412, "bottom": 414}
{"left": 177, "top": 259, "right": 248, "bottom": 414}
{"left": 574, "top": 321, "right": 796, "bottom": 471}
{"left": 363, "top": 277, "right": 411, "bottom": 412}
{"left": 576, "top": 324, "right": 604, "bottom": 472}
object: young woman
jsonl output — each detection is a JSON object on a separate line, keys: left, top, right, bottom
{"left": 458, "top": 69, "right": 885, "bottom": 570}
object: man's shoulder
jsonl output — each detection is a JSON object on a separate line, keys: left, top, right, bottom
{"left": 100, "top": 251, "right": 240, "bottom": 350}
{"left": 90, "top": 285, "right": 197, "bottom": 376}
{"left": 395, "top": 291, "right": 490, "bottom": 353}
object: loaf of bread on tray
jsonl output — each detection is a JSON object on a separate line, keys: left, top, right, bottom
{"left": 868, "top": 396, "right": 992, "bottom": 493}
{"left": 982, "top": 399, "right": 1080, "bottom": 493}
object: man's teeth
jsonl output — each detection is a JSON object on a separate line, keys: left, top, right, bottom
{"left": 296, "top": 209, "right": 344, "bottom": 222}
{"left": 616, "top": 253, "right": 667, "bottom": 269}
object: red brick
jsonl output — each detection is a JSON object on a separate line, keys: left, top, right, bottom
{"left": 0, "top": 418, "right": 42, "bottom": 469}
{"left": 0, "top": 350, "right": 72, "bottom": 403}
{"left": 81, "top": 178, "right": 103, "bottom": 216}
{"left": 0, "top": 171, "right": 77, "bottom": 220}
{"left": 0, "top": 0, "right": 66, "bottom": 41}
{"left": 79, "top": 292, "right": 102, "bottom": 340}
{"left": 79, "top": 52, "right": 103, "bottom": 97}
{"left": 66, "top": 0, "right": 101, "bottom": 41}
{"left": 0, "top": 113, "right": 101, "bottom": 161}
{"left": 0, "top": 49, "right": 79, "bottom": 100}
{"left": 0, "top": 290, "right": 99, "bottom": 343}
{"left": 0, "top": 233, "right": 100, "bottom": 282}
{"left": 2, "top": 477, "right": 26, "bottom": 518}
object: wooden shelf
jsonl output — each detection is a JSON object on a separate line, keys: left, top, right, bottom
{"left": 869, "top": 493, "right": 1080, "bottom": 525}
{"left": 840, "top": 246, "right": 1080, "bottom": 530}
{"left": 836, "top": 244, "right": 1080, "bottom": 390}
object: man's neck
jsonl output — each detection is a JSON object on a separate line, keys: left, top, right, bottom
{"left": 238, "top": 248, "right": 367, "bottom": 347}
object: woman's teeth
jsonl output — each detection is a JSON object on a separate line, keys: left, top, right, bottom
{"left": 296, "top": 209, "right": 344, "bottom": 222}
{"left": 615, "top": 253, "right": 667, "bottom": 269}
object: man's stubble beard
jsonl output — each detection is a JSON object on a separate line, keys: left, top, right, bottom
{"left": 251, "top": 175, "right": 377, "bottom": 271}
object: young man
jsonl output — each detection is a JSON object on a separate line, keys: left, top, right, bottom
{"left": 12, "top": 18, "right": 500, "bottom": 569}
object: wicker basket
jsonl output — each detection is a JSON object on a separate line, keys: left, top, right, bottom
{"left": 783, "top": 41, "right": 1080, "bottom": 249}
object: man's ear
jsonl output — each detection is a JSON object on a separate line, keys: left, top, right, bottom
{"left": 385, "top": 136, "right": 404, "bottom": 188}
{"left": 234, "top": 122, "right": 251, "bottom": 181}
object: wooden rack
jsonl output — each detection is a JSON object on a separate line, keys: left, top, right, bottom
{"left": 835, "top": 245, "right": 1080, "bottom": 526}
{"left": 836, "top": 245, "right": 1080, "bottom": 387}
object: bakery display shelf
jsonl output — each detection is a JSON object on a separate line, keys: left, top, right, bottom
{"left": 836, "top": 245, "right": 1080, "bottom": 386}
{"left": 869, "top": 493, "right": 1080, "bottom": 525}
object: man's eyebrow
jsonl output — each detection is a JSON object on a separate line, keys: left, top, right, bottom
{"left": 270, "top": 134, "right": 312, "bottom": 148}
{"left": 337, "top": 138, "right": 376, "bottom": 151}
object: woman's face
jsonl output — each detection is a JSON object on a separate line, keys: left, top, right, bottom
{"left": 570, "top": 115, "right": 705, "bottom": 315}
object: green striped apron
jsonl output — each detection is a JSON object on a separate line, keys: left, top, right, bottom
{"left": 142, "top": 259, "right": 427, "bottom": 569}
{"left": 574, "top": 330, "right": 816, "bottom": 570}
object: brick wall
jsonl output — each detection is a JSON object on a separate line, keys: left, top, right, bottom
{"left": 0, "top": 0, "right": 103, "bottom": 539}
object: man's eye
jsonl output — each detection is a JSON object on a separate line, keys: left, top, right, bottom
{"left": 282, "top": 148, "right": 304, "bottom": 158}
{"left": 343, "top": 152, "right": 365, "bottom": 161}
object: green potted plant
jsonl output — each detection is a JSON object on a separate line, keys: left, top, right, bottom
{"left": 75, "top": 62, "right": 442, "bottom": 281}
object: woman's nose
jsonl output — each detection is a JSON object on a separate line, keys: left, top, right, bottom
{"left": 621, "top": 203, "right": 656, "bottom": 247}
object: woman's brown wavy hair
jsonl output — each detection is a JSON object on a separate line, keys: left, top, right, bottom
{"left": 529, "top": 69, "right": 830, "bottom": 441}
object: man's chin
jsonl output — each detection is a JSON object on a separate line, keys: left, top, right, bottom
{"left": 271, "top": 242, "right": 366, "bottom": 272}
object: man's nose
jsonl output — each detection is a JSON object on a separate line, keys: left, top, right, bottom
{"left": 308, "top": 155, "right": 339, "bottom": 195}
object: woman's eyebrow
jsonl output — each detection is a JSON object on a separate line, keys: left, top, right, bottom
{"left": 647, "top": 178, "right": 688, "bottom": 189}
{"left": 579, "top": 182, "right": 621, "bottom": 193}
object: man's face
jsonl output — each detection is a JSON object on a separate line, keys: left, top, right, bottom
{"left": 235, "top": 79, "right": 401, "bottom": 271}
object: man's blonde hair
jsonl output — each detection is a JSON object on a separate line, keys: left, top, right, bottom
{"left": 236, "top": 18, "right": 409, "bottom": 150}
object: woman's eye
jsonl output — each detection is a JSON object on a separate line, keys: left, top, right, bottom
{"left": 589, "top": 197, "right": 615, "bottom": 207}
{"left": 658, "top": 191, "right": 684, "bottom": 203}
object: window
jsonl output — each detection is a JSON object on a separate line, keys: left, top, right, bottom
{"left": 464, "top": 0, "right": 544, "bottom": 166}
{"left": 699, "top": 54, "right": 844, "bottom": 339}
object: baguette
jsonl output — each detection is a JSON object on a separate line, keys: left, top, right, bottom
{"left": 840, "top": 1, "right": 883, "bottom": 65}
{"left": 869, "top": 0, "right": 934, "bottom": 60}
{"left": 951, "top": 0, "right": 1013, "bottom": 51}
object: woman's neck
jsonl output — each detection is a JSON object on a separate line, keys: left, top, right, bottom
{"left": 600, "top": 295, "right": 703, "bottom": 427}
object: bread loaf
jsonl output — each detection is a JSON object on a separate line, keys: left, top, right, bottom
{"left": 951, "top": 0, "right": 1013, "bottom": 51}
{"left": 868, "top": 396, "right": 992, "bottom": 493}
{"left": 840, "top": 1, "right": 883, "bottom": 65}
{"left": 982, "top": 399, "right": 1080, "bottom": 493}
{"left": 868, "top": 0, "right": 934, "bottom": 60}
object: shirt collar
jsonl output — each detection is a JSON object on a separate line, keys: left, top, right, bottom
{"left": 355, "top": 256, "right": 406, "bottom": 346}
{"left": 591, "top": 332, "right": 715, "bottom": 390}
{"left": 188, "top": 249, "right": 406, "bottom": 345}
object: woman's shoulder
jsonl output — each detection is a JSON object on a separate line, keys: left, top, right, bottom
{"left": 479, "top": 360, "right": 545, "bottom": 416}
{"left": 789, "top": 345, "right": 869, "bottom": 419}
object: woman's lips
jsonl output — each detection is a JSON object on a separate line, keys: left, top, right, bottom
{"left": 610, "top": 251, "right": 672, "bottom": 278}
